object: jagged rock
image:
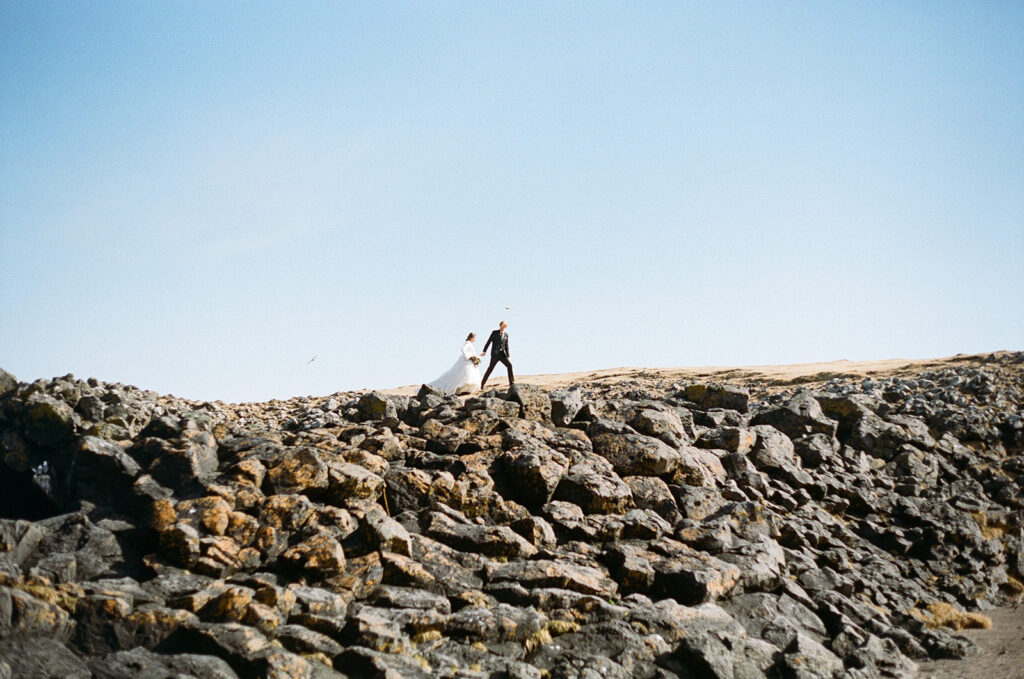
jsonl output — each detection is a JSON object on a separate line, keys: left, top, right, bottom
{"left": 720, "top": 591, "right": 828, "bottom": 648}
{"left": 159, "top": 621, "right": 284, "bottom": 676}
{"left": 280, "top": 529, "right": 346, "bottom": 573}
{"left": 374, "top": 551, "right": 432, "bottom": 590}
{"left": 107, "top": 604, "right": 198, "bottom": 651}
{"left": 426, "top": 511, "right": 537, "bottom": 559}
{"left": 0, "top": 355, "right": 1021, "bottom": 677}
{"left": 552, "top": 457, "right": 634, "bottom": 515}
{"left": 747, "top": 424, "right": 798, "bottom": 469}
{"left": 0, "top": 369, "right": 17, "bottom": 397}
{"left": 496, "top": 442, "right": 570, "bottom": 508}
{"left": 673, "top": 483, "right": 726, "bottom": 520}
{"left": 342, "top": 604, "right": 412, "bottom": 653}
{"left": 356, "top": 391, "right": 399, "bottom": 423}
{"left": 0, "top": 585, "right": 75, "bottom": 640}
{"left": 588, "top": 419, "right": 683, "bottom": 477}
{"left": 72, "top": 591, "right": 133, "bottom": 654}
{"left": 718, "top": 537, "right": 787, "bottom": 592}
{"left": 88, "top": 647, "right": 240, "bottom": 679}
{"left": 780, "top": 631, "right": 844, "bottom": 678}
{"left": 681, "top": 383, "right": 750, "bottom": 412}
{"left": 23, "top": 393, "right": 78, "bottom": 447}
{"left": 74, "top": 436, "right": 142, "bottom": 504}
{"left": 0, "top": 636, "right": 90, "bottom": 679}
{"left": 368, "top": 584, "right": 451, "bottom": 613}
{"left": 488, "top": 559, "right": 618, "bottom": 597}
{"left": 696, "top": 425, "right": 757, "bottom": 453}
{"left": 139, "top": 424, "right": 219, "bottom": 489}
{"left": 628, "top": 404, "right": 695, "bottom": 446}
{"left": 510, "top": 383, "right": 552, "bottom": 421}
{"left": 793, "top": 433, "right": 836, "bottom": 468}
{"left": 624, "top": 476, "right": 681, "bottom": 522}
{"left": 751, "top": 392, "right": 838, "bottom": 440}
{"left": 266, "top": 447, "right": 329, "bottom": 496}
{"left": 273, "top": 623, "right": 344, "bottom": 657}
{"left": 325, "top": 461, "right": 385, "bottom": 505}
{"left": 645, "top": 540, "right": 743, "bottom": 604}
{"left": 628, "top": 599, "right": 776, "bottom": 675}
{"left": 0, "top": 519, "right": 46, "bottom": 569}
{"left": 336, "top": 646, "right": 433, "bottom": 679}
{"left": 549, "top": 388, "right": 584, "bottom": 427}
{"left": 446, "top": 602, "right": 548, "bottom": 642}
{"left": 361, "top": 503, "right": 412, "bottom": 555}
{"left": 26, "top": 512, "right": 123, "bottom": 581}
{"left": 511, "top": 515, "right": 558, "bottom": 548}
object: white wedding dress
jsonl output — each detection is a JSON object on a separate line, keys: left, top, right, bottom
{"left": 427, "top": 341, "right": 481, "bottom": 395}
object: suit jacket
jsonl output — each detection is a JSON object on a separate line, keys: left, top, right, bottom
{"left": 484, "top": 330, "right": 510, "bottom": 358}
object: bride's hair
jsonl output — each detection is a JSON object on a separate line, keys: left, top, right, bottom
{"left": 465, "top": 332, "right": 476, "bottom": 341}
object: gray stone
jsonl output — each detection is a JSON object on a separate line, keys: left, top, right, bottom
{"left": 680, "top": 383, "right": 750, "bottom": 412}
{"left": 550, "top": 388, "right": 584, "bottom": 426}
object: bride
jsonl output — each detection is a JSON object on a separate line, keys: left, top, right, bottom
{"left": 427, "top": 333, "right": 482, "bottom": 395}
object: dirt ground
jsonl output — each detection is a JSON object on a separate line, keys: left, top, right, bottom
{"left": 384, "top": 352, "right": 1016, "bottom": 396}
{"left": 916, "top": 605, "right": 1024, "bottom": 679}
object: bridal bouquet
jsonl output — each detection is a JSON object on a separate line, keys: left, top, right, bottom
{"left": 470, "top": 356, "right": 481, "bottom": 366}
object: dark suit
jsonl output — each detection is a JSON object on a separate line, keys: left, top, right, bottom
{"left": 481, "top": 329, "right": 514, "bottom": 388}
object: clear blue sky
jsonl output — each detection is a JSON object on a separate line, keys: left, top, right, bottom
{"left": 2, "top": 2, "right": 1022, "bottom": 403}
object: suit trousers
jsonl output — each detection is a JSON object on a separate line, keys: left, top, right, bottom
{"left": 481, "top": 354, "right": 514, "bottom": 388}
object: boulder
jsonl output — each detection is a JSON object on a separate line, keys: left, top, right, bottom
{"left": 0, "top": 585, "right": 76, "bottom": 641}
{"left": 266, "top": 447, "right": 329, "bottom": 496}
{"left": 552, "top": 459, "right": 633, "bottom": 515}
{"left": 0, "top": 369, "right": 17, "bottom": 397}
{"left": 143, "top": 426, "right": 219, "bottom": 490}
{"left": 27, "top": 512, "right": 123, "bottom": 581}
{"left": 589, "top": 420, "right": 682, "bottom": 477}
{"left": 680, "top": 383, "right": 750, "bottom": 413}
{"left": 280, "top": 529, "right": 346, "bottom": 573}
{"left": 356, "top": 392, "right": 399, "bottom": 423}
{"left": 750, "top": 392, "right": 838, "bottom": 440}
{"left": 23, "top": 393, "right": 78, "bottom": 447}
{"left": 425, "top": 511, "right": 537, "bottom": 559}
{"left": 628, "top": 405, "right": 695, "bottom": 445}
{"left": 549, "top": 388, "right": 584, "bottom": 427}
{"left": 509, "top": 384, "right": 552, "bottom": 422}
{"left": 487, "top": 559, "right": 618, "bottom": 598}
{"left": 495, "top": 443, "right": 570, "bottom": 508}
{"left": 0, "top": 636, "right": 89, "bottom": 679}
{"left": 74, "top": 437, "right": 142, "bottom": 505}
{"left": 324, "top": 462, "right": 384, "bottom": 506}
{"left": 625, "top": 476, "right": 681, "bottom": 522}
{"left": 88, "top": 647, "right": 239, "bottom": 679}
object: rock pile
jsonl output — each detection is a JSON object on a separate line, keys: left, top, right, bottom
{"left": 0, "top": 353, "right": 1021, "bottom": 678}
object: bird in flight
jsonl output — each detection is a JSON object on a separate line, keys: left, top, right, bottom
{"left": 307, "top": 354, "right": 317, "bottom": 365}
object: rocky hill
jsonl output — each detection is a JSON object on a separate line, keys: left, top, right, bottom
{"left": 0, "top": 352, "right": 1021, "bottom": 679}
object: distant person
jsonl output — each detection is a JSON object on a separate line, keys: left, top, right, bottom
{"left": 427, "top": 333, "right": 482, "bottom": 395}
{"left": 480, "top": 320, "right": 514, "bottom": 390}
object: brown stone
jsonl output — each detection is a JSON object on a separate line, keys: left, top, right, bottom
{"left": 225, "top": 511, "right": 260, "bottom": 546}
{"left": 158, "top": 523, "right": 200, "bottom": 568}
{"left": 324, "top": 462, "right": 385, "bottom": 506}
{"left": 198, "top": 585, "right": 255, "bottom": 623}
{"left": 280, "top": 530, "right": 346, "bottom": 572}
{"left": 266, "top": 447, "right": 329, "bottom": 495}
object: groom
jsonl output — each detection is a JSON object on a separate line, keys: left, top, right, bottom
{"left": 480, "top": 320, "right": 514, "bottom": 390}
